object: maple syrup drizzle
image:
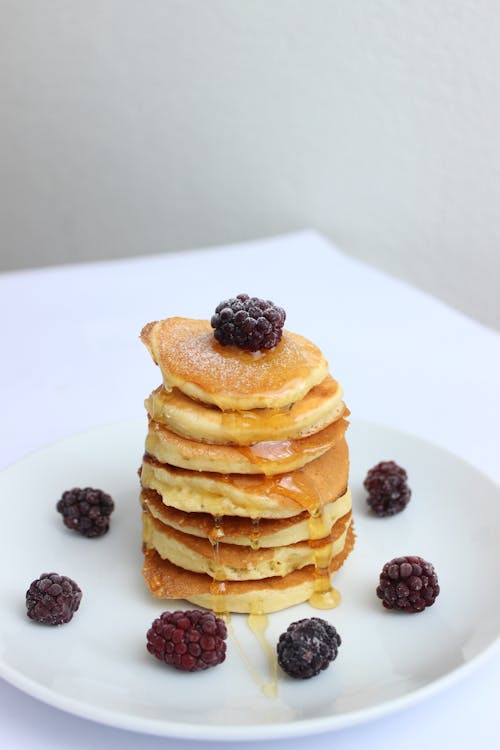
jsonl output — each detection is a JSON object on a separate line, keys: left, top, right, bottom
{"left": 218, "top": 465, "right": 324, "bottom": 515}
{"left": 207, "top": 529, "right": 277, "bottom": 697}
{"left": 238, "top": 431, "right": 332, "bottom": 467}
{"left": 225, "top": 616, "right": 277, "bottom": 697}
{"left": 219, "top": 408, "right": 260, "bottom": 436}
{"left": 309, "top": 582, "right": 341, "bottom": 609}
{"left": 208, "top": 515, "right": 225, "bottom": 543}
{"left": 305, "top": 492, "right": 342, "bottom": 610}
{"left": 150, "top": 380, "right": 341, "bottom": 448}
{"left": 208, "top": 579, "right": 227, "bottom": 615}
{"left": 218, "top": 402, "right": 297, "bottom": 438}
{"left": 208, "top": 516, "right": 228, "bottom": 612}
{"left": 277, "top": 463, "right": 340, "bottom": 605}
{"left": 204, "top": 440, "right": 341, "bottom": 620}
{"left": 250, "top": 518, "right": 261, "bottom": 550}
{"left": 247, "top": 613, "right": 278, "bottom": 697}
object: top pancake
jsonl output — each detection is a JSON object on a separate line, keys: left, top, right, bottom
{"left": 141, "top": 317, "right": 329, "bottom": 409}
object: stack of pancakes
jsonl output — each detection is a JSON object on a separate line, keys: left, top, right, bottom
{"left": 139, "top": 317, "right": 354, "bottom": 614}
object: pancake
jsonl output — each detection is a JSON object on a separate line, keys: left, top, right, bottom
{"left": 141, "top": 318, "right": 329, "bottom": 410}
{"left": 140, "top": 438, "right": 350, "bottom": 518}
{"left": 139, "top": 307, "right": 355, "bottom": 614}
{"left": 142, "top": 509, "right": 351, "bottom": 581}
{"left": 145, "top": 375, "right": 345, "bottom": 445}
{"left": 145, "top": 415, "right": 349, "bottom": 476}
{"left": 142, "top": 522, "right": 355, "bottom": 614}
{"left": 141, "top": 487, "right": 352, "bottom": 547}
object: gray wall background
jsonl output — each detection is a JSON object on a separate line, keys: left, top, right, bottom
{"left": 1, "top": 1, "right": 499, "bottom": 330}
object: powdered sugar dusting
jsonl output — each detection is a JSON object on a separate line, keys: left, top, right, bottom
{"left": 145, "top": 318, "right": 328, "bottom": 408}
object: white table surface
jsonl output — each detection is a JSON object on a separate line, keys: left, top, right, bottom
{"left": 0, "top": 230, "right": 499, "bottom": 749}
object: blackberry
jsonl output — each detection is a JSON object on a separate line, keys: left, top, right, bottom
{"left": 364, "top": 460, "right": 411, "bottom": 516}
{"left": 146, "top": 609, "right": 227, "bottom": 672}
{"left": 57, "top": 487, "right": 114, "bottom": 538}
{"left": 376, "top": 555, "right": 440, "bottom": 612}
{"left": 277, "top": 617, "right": 341, "bottom": 679}
{"left": 26, "top": 572, "right": 82, "bottom": 625}
{"left": 211, "top": 293, "right": 286, "bottom": 352}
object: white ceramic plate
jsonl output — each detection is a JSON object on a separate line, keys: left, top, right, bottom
{"left": 0, "top": 418, "right": 499, "bottom": 740}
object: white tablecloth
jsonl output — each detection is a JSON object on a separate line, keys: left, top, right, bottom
{"left": 1, "top": 231, "right": 498, "bottom": 749}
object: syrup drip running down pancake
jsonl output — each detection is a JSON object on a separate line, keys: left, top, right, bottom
{"left": 144, "top": 413, "right": 349, "bottom": 475}
{"left": 141, "top": 488, "right": 352, "bottom": 548}
{"left": 140, "top": 437, "right": 349, "bottom": 518}
{"left": 142, "top": 508, "right": 352, "bottom": 581}
{"left": 145, "top": 375, "right": 345, "bottom": 445}
{"left": 139, "top": 310, "right": 355, "bottom": 614}
{"left": 142, "top": 522, "right": 355, "bottom": 615}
